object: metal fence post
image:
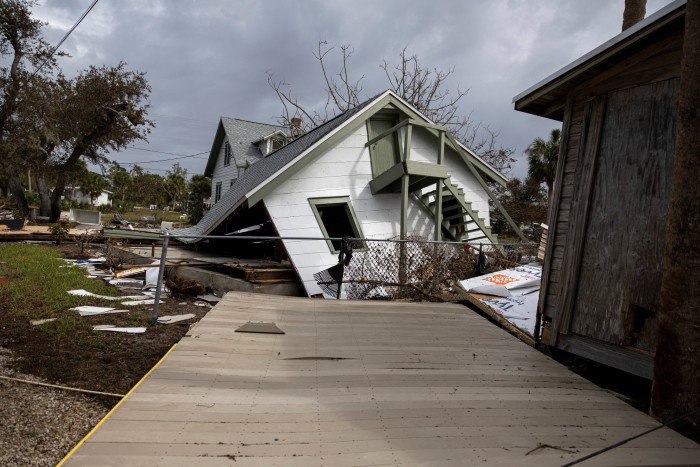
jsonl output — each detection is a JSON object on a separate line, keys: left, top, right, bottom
{"left": 151, "top": 232, "right": 170, "bottom": 325}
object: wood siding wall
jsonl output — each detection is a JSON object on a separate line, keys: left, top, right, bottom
{"left": 541, "top": 26, "right": 683, "bottom": 355}
{"left": 264, "top": 124, "right": 490, "bottom": 297}
{"left": 210, "top": 137, "right": 240, "bottom": 202}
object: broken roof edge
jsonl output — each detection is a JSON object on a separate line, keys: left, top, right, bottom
{"left": 513, "top": 0, "right": 686, "bottom": 117}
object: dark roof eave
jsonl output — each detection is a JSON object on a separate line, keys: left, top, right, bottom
{"left": 513, "top": 0, "right": 686, "bottom": 119}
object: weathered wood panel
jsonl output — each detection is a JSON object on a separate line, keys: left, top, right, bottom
{"left": 540, "top": 98, "right": 584, "bottom": 321}
{"left": 570, "top": 79, "right": 678, "bottom": 349}
{"left": 62, "top": 292, "right": 700, "bottom": 466}
{"left": 553, "top": 96, "right": 608, "bottom": 342}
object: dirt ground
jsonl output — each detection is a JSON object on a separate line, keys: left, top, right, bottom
{"left": 0, "top": 242, "right": 213, "bottom": 465}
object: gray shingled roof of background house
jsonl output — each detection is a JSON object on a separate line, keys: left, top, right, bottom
{"left": 174, "top": 97, "right": 375, "bottom": 243}
{"left": 204, "top": 118, "right": 288, "bottom": 177}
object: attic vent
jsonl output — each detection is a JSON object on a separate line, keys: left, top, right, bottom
{"left": 235, "top": 321, "right": 285, "bottom": 334}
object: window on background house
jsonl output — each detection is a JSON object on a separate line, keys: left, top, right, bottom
{"left": 223, "top": 141, "right": 232, "bottom": 166}
{"left": 215, "top": 182, "right": 222, "bottom": 203}
{"left": 230, "top": 179, "right": 235, "bottom": 187}
{"left": 309, "top": 197, "right": 365, "bottom": 253}
{"left": 366, "top": 114, "right": 401, "bottom": 177}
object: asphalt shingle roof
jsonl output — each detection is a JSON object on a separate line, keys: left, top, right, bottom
{"left": 221, "top": 118, "right": 288, "bottom": 168}
{"left": 174, "top": 97, "right": 375, "bottom": 243}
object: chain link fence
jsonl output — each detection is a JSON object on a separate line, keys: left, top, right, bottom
{"left": 341, "top": 237, "right": 538, "bottom": 301}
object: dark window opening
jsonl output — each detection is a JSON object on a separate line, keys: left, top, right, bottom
{"left": 214, "top": 182, "right": 222, "bottom": 203}
{"left": 317, "top": 204, "right": 356, "bottom": 251}
{"left": 309, "top": 197, "right": 364, "bottom": 253}
{"left": 224, "top": 142, "right": 232, "bottom": 166}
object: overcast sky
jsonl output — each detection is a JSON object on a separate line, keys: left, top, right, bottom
{"left": 33, "top": 0, "right": 674, "bottom": 180}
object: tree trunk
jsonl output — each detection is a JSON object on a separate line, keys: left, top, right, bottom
{"left": 651, "top": 1, "right": 700, "bottom": 437}
{"left": 6, "top": 172, "right": 29, "bottom": 219}
{"left": 49, "top": 174, "right": 67, "bottom": 223}
{"left": 36, "top": 176, "right": 52, "bottom": 217}
{"left": 622, "top": 0, "right": 646, "bottom": 31}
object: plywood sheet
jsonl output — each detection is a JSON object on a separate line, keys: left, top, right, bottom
{"left": 62, "top": 292, "right": 699, "bottom": 466}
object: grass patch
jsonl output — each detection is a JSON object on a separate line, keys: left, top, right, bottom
{"left": 0, "top": 242, "right": 208, "bottom": 398}
{"left": 0, "top": 243, "right": 117, "bottom": 320}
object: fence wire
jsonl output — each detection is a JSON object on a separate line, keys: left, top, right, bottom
{"left": 342, "top": 237, "right": 538, "bottom": 301}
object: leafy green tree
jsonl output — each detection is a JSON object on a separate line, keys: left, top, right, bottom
{"left": 0, "top": 0, "right": 58, "bottom": 217}
{"left": 526, "top": 128, "right": 561, "bottom": 205}
{"left": 0, "top": 1, "right": 153, "bottom": 220}
{"left": 491, "top": 177, "right": 547, "bottom": 237}
{"left": 130, "top": 165, "right": 165, "bottom": 207}
{"left": 164, "top": 163, "right": 187, "bottom": 211}
{"left": 42, "top": 64, "right": 152, "bottom": 220}
{"left": 187, "top": 174, "right": 211, "bottom": 224}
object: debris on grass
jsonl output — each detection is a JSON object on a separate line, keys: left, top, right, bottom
{"left": 30, "top": 318, "right": 57, "bottom": 326}
{"left": 166, "top": 276, "right": 205, "bottom": 299}
{"left": 67, "top": 289, "right": 145, "bottom": 301}
{"left": 157, "top": 313, "right": 196, "bottom": 325}
{"left": 196, "top": 294, "right": 221, "bottom": 303}
{"left": 69, "top": 306, "right": 129, "bottom": 316}
{"left": 121, "top": 299, "right": 162, "bottom": 306}
{"left": 115, "top": 267, "right": 147, "bottom": 278}
{"left": 92, "top": 325, "right": 146, "bottom": 333}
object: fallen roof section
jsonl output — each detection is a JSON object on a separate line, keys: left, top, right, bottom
{"left": 62, "top": 292, "right": 699, "bottom": 466}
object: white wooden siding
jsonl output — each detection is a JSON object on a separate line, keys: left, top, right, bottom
{"left": 264, "top": 123, "right": 487, "bottom": 297}
{"left": 210, "top": 136, "right": 239, "bottom": 202}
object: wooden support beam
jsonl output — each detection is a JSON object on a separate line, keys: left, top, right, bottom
{"left": 364, "top": 119, "right": 410, "bottom": 147}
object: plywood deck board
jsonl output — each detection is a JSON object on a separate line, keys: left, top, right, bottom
{"left": 63, "top": 292, "right": 699, "bottom": 466}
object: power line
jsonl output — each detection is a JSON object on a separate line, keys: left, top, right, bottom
{"left": 118, "top": 148, "right": 209, "bottom": 165}
{"left": 31, "top": 0, "right": 101, "bottom": 78}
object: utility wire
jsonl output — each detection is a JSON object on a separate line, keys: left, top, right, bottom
{"left": 117, "top": 148, "right": 209, "bottom": 165}
{"left": 31, "top": 0, "right": 101, "bottom": 78}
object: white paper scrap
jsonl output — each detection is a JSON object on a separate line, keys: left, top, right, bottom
{"left": 71, "top": 306, "right": 115, "bottom": 313}
{"left": 93, "top": 325, "right": 146, "bottom": 333}
{"left": 122, "top": 299, "right": 162, "bottom": 306}
{"left": 31, "top": 318, "right": 57, "bottom": 325}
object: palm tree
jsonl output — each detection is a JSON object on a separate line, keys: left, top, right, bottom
{"left": 80, "top": 172, "right": 106, "bottom": 205}
{"left": 622, "top": 0, "right": 646, "bottom": 31}
{"left": 526, "top": 128, "right": 561, "bottom": 206}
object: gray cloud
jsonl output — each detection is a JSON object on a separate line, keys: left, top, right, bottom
{"left": 32, "top": 0, "right": 674, "bottom": 178}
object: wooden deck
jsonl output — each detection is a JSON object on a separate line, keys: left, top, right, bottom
{"left": 63, "top": 292, "right": 699, "bottom": 466}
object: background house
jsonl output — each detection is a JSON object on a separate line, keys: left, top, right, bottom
{"left": 513, "top": 0, "right": 685, "bottom": 379}
{"left": 65, "top": 188, "right": 112, "bottom": 207}
{"left": 177, "top": 90, "right": 509, "bottom": 297}
{"left": 203, "top": 118, "right": 290, "bottom": 204}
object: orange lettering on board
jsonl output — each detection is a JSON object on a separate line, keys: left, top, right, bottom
{"left": 483, "top": 274, "right": 517, "bottom": 286}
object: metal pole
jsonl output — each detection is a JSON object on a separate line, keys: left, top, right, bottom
{"left": 151, "top": 232, "right": 170, "bottom": 325}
